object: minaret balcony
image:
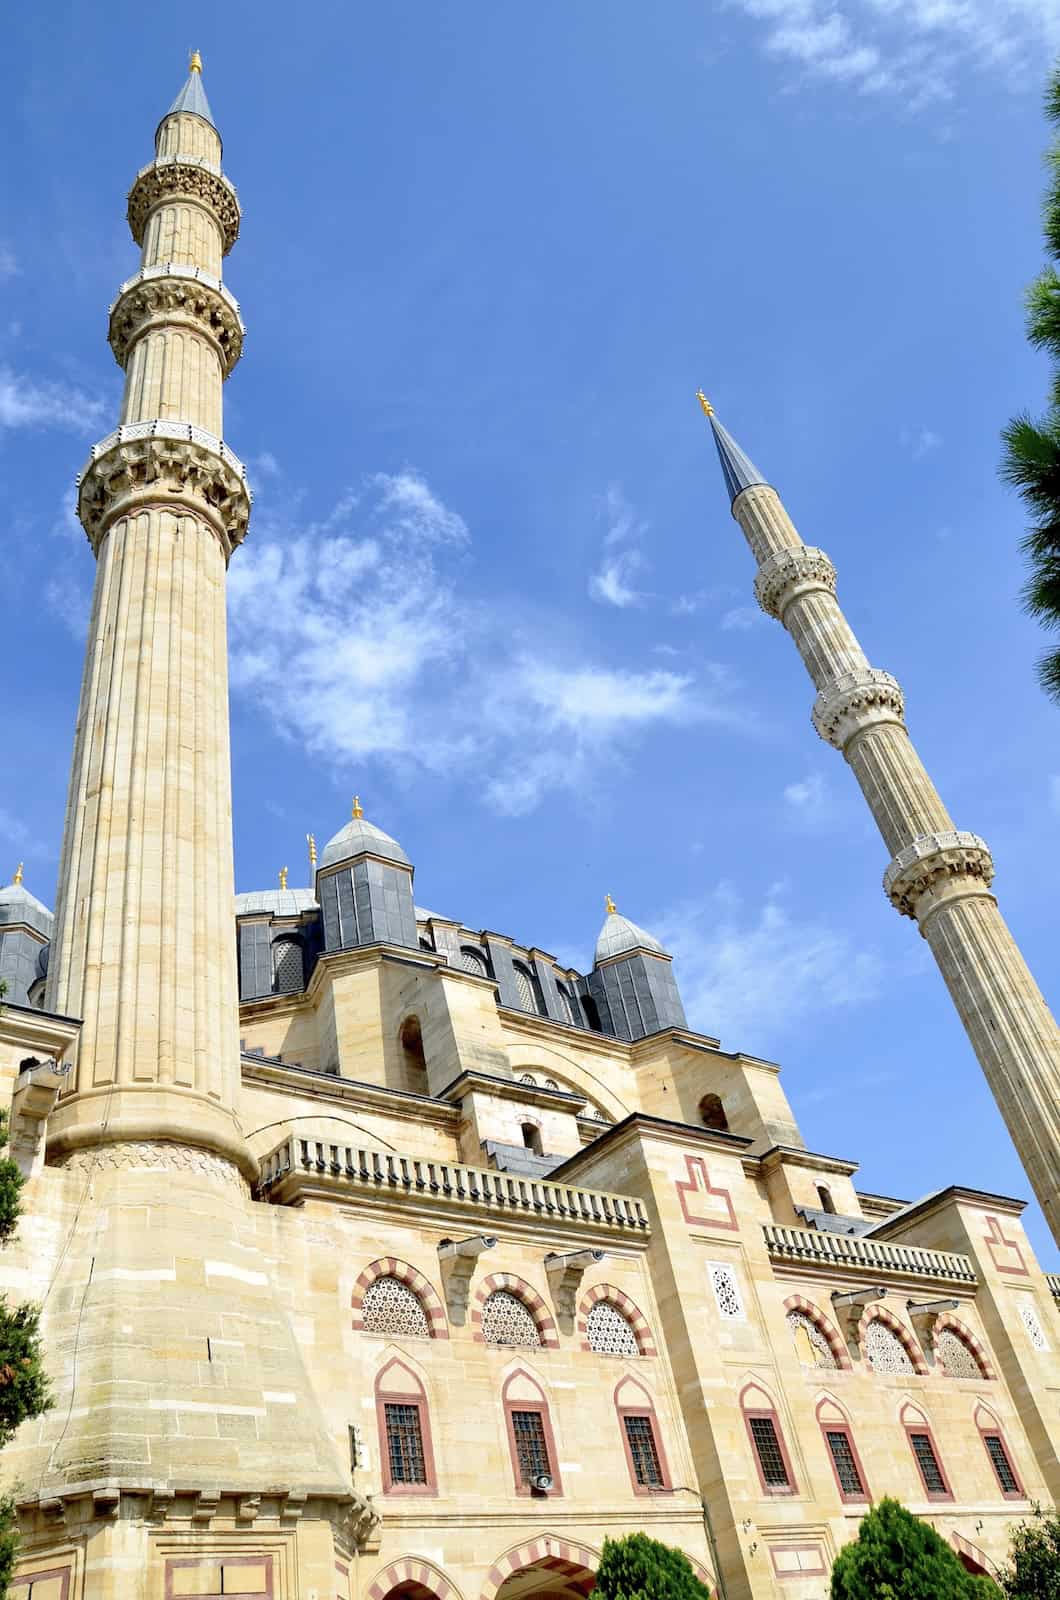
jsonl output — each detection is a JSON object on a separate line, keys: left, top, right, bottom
{"left": 127, "top": 155, "right": 241, "bottom": 255}
{"left": 883, "top": 830, "right": 996, "bottom": 923}
{"left": 76, "top": 419, "right": 251, "bottom": 558}
{"left": 753, "top": 544, "right": 837, "bottom": 621}
{"left": 811, "top": 668, "right": 905, "bottom": 751}
{"left": 109, "top": 263, "right": 244, "bottom": 376}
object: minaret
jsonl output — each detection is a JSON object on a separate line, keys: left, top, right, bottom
{"left": 46, "top": 54, "right": 252, "bottom": 1175}
{"left": 698, "top": 393, "right": 1060, "bottom": 1242}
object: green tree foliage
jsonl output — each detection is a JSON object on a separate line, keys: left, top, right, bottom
{"left": 594, "top": 1534, "right": 714, "bottom": 1600}
{"left": 830, "top": 1499, "right": 1000, "bottom": 1600}
{"left": 1002, "top": 66, "right": 1060, "bottom": 702}
{"left": 996, "top": 1505, "right": 1060, "bottom": 1599}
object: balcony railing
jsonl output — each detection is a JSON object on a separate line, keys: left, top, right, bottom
{"left": 258, "top": 1135, "right": 650, "bottom": 1236}
{"left": 764, "top": 1223, "right": 976, "bottom": 1285}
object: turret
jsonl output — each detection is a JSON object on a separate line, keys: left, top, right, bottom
{"left": 0, "top": 865, "right": 51, "bottom": 1008}
{"left": 316, "top": 798, "right": 418, "bottom": 951}
{"left": 583, "top": 895, "right": 686, "bottom": 1042}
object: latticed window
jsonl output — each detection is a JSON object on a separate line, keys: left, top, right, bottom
{"left": 910, "top": 1432, "right": 947, "bottom": 1495}
{"left": 864, "top": 1319, "right": 915, "bottom": 1374}
{"left": 272, "top": 937, "right": 304, "bottom": 994}
{"left": 511, "top": 1409, "right": 550, "bottom": 1483}
{"left": 983, "top": 1434, "right": 1019, "bottom": 1495}
{"left": 587, "top": 1301, "right": 639, "bottom": 1357}
{"left": 482, "top": 1290, "right": 541, "bottom": 1347}
{"left": 623, "top": 1415, "right": 664, "bottom": 1487}
{"left": 518, "top": 1073, "right": 536, "bottom": 1086}
{"left": 825, "top": 1429, "right": 865, "bottom": 1498}
{"left": 748, "top": 1415, "right": 791, "bottom": 1488}
{"left": 384, "top": 1402, "right": 427, "bottom": 1484}
{"left": 557, "top": 987, "right": 577, "bottom": 1026}
{"left": 1020, "top": 1301, "right": 1049, "bottom": 1351}
{"left": 513, "top": 965, "right": 543, "bottom": 1013}
{"left": 544, "top": 1078, "right": 560, "bottom": 1090}
{"left": 787, "top": 1310, "right": 839, "bottom": 1369}
{"left": 935, "top": 1328, "right": 985, "bottom": 1379}
{"left": 362, "top": 1276, "right": 431, "bottom": 1339}
{"left": 458, "top": 947, "right": 488, "bottom": 975}
{"left": 709, "top": 1263, "right": 744, "bottom": 1321}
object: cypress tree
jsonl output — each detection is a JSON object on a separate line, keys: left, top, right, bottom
{"left": 1001, "top": 68, "right": 1060, "bottom": 702}
{"left": 593, "top": 1533, "right": 714, "bottom": 1600}
{"left": 830, "top": 1498, "right": 999, "bottom": 1599}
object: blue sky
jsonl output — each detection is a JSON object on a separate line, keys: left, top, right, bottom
{"left": 4, "top": 1, "right": 1060, "bottom": 1262}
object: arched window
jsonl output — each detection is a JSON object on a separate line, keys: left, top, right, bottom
{"left": 740, "top": 1381, "right": 796, "bottom": 1496}
{"left": 513, "top": 963, "right": 545, "bottom": 1015}
{"left": 587, "top": 1301, "right": 639, "bottom": 1357}
{"left": 399, "top": 1016, "right": 428, "bottom": 1090}
{"left": 581, "top": 993, "right": 603, "bottom": 1032}
{"left": 864, "top": 1317, "right": 916, "bottom": 1374}
{"left": 556, "top": 984, "right": 577, "bottom": 1026}
{"left": 935, "top": 1327, "right": 988, "bottom": 1380}
{"left": 518, "top": 1073, "right": 536, "bottom": 1086}
{"left": 362, "top": 1276, "right": 431, "bottom": 1340}
{"left": 901, "top": 1402, "right": 952, "bottom": 1501}
{"left": 787, "top": 1309, "right": 840, "bottom": 1370}
{"left": 544, "top": 1078, "right": 560, "bottom": 1090}
{"left": 698, "top": 1093, "right": 728, "bottom": 1132}
{"left": 816, "top": 1397, "right": 869, "bottom": 1503}
{"left": 521, "top": 1123, "right": 543, "bottom": 1156}
{"left": 975, "top": 1405, "right": 1023, "bottom": 1500}
{"left": 458, "top": 946, "right": 489, "bottom": 976}
{"left": 501, "top": 1370, "right": 562, "bottom": 1495}
{"left": 482, "top": 1290, "right": 542, "bottom": 1348}
{"left": 375, "top": 1358, "right": 437, "bottom": 1495}
{"left": 615, "top": 1376, "right": 671, "bottom": 1493}
{"left": 816, "top": 1184, "right": 836, "bottom": 1214}
{"left": 272, "top": 935, "right": 304, "bottom": 994}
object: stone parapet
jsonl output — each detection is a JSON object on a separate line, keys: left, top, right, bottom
{"left": 109, "top": 263, "right": 244, "bottom": 374}
{"left": 884, "top": 830, "right": 995, "bottom": 924}
{"left": 127, "top": 156, "right": 240, "bottom": 254}
{"left": 76, "top": 421, "right": 251, "bottom": 556}
{"left": 763, "top": 1222, "right": 977, "bottom": 1285}
{"left": 753, "top": 544, "right": 836, "bottom": 621}
{"left": 812, "top": 668, "right": 905, "bottom": 750}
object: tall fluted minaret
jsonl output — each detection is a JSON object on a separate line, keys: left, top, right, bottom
{"left": 698, "top": 393, "right": 1060, "bottom": 1242}
{"left": 46, "top": 54, "right": 252, "bottom": 1176}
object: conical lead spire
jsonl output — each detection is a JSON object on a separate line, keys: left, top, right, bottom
{"left": 696, "top": 391, "right": 769, "bottom": 506}
{"left": 164, "top": 50, "right": 216, "bottom": 129}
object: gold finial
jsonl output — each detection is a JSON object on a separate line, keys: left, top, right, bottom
{"left": 278, "top": 865, "right": 288, "bottom": 890}
{"left": 12, "top": 863, "right": 23, "bottom": 887}
{"left": 605, "top": 893, "right": 617, "bottom": 915}
{"left": 189, "top": 49, "right": 203, "bottom": 74}
{"left": 352, "top": 795, "right": 364, "bottom": 820}
{"left": 696, "top": 390, "right": 714, "bottom": 418}
{"left": 306, "top": 832, "right": 317, "bottom": 869}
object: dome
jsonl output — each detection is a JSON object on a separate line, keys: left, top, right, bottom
{"left": 594, "top": 901, "right": 665, "bottom": 965}
{"left": 319, "top": 804, "right": 410, "bottom": 871}
{"left": 0, "top": 877, "right": 54, "bottom": 940}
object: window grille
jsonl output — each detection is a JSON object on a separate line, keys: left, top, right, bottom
{"left": 544, "top": 1078, "right": 560, "bottom": 1090}
{"left": 557, "top": 987, "right": 577, "bottom": 1025}
{"left": 272, "top": 937, "right": 304, "bottom": 994}
{"left": 748, "top": 1415, "right": 790, "bottom": 1488}
{"left": 864, "top": 1319, "right": 915, "bottom": 1374}
{"left": 384, "top": 1402, "right": 427, "bottom": 1484}
{"left": 511, "top": 1409, "right": 550, "bottom": 1483}
{"left": 983, "top": 1434, "right": 1019, "bottom": 1495}
{"left": 587, "top": 1301, "right": 639, "bottom": 1357}
{"left": 825, "top": 1429, "right": 865, "bottom": 1497}
{"left": 787, "top": 1310, "right": 838, "bottom": 1369}
{"left": 1019, "top": 1302, "right": 1049, "bottom": 1351}
{"left": 361, "top": 1276, "right": 431, "bottom": 1339}
{"left": 458, "top": 947, "right": 488, "bottom": 975}
{"left": 513, "top": 968, "right": 537, "bottom": 1012}
{"left": 482, "top": 1290, "right": 541, "bottom": 1348}
{"left": 518, "top": 1073, "right": 536, "bottom": 1086}
{"left": 935, "top": 1328, "right": 984, "bottom": 1379}
{"left": 910, "top": 1432, "right": 946, "bottom": 1494}
{"left": 623, "top": 1415, "right": 664, "bottom": 1486}
{"left": 709, "top": 1263, "right": 745, "bottom": 1321}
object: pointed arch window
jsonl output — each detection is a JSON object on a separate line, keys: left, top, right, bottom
{"left": 975, "top": 1405, "right": 1023, "bottom": 1500}
{"left": 615, "top": 1377, "right": 671, "bottom": 1493}
{"left": 512, "top": 962, "right": 546, "bottom": 1016}
{"left": 502, "top": 1370, "right": 563, "bottom": 1495}
{"left": 375, "top": 1358, "right": 437, "bottom": 1496}
{"left": 901, "top": 1403, "right": 952, "bottom": 1501}
{"left": 740, "top": 1382, "right": 796, "bottom": 1496}
{"left": 698, "top": 1094, "right": 728, "bottom": 1132}
{"left": 816, "top": 1398, "right": 869, "bottom": 1503}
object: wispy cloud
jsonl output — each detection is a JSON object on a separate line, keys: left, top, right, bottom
{"left": 44, "top": 489, "right": 93, "bottom": 638}
{"left": 0, "top": 247, "right": 17, "bottom": 284}
{"left": 0, "top": 806, "right": 55, "bottom": 863}
{"left": 721, "top": 604, "right": 765, "bottom": 632}
{"left": 0, "top": 366, "right": 108, "bottom": 432}
{"left": 588, "top": 484, "right": 647, "bottom": 609}
{"left": 901, "top": 424, "right": 942, "bottom": 460}
{"left": 657, "top": 880, "right": 883, "bottom": 1048}
{"left": 783, "top": 771, "right": 831, "bottom": 824}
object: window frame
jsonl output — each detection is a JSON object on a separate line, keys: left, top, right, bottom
{"left": 904, "top": 1421, "right": 953, "bottom": 1502}
{"left": 374, "top": 1369, "right": 437, "bottom": 1497}
{"left": 818, "top": 1415, "right": 870, "bottom": 1504}
{"left": 741, "top": 1395, "right": 797, "bottom": 1498}
{"left": 977, "top": 1413, "right": 1023, "bottom": 1501}
{"left": 616, "top": 1393, "right": 671, "bottom": 1496}
{"left": 501, "top": 1374, "right": 563, "bottom": 1497}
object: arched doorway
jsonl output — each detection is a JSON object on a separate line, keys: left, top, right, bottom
{"left": 951, "top": 1532, "right": 998, "bottom": 1580}
{"left": 367, "top": 1558, "right": 461, "bottom": 1600}
{"left": 485, "top": 1539, "right": 597, "bottom": 1600}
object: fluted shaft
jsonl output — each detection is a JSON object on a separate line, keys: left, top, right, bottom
{"left": 46, "top": 81, "right": 252, "bottom": 1175}
{"left": 731, "top": 479, "right": 1060, "bottom": 1242}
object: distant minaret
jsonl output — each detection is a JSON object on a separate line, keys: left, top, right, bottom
{"left": 698, "top": 393, "right": 1060, "bottom": 1240}
{"left": 46, "top": 54, "right": 252, "bottom": 1174}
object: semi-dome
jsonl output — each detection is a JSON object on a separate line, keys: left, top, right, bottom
{"left": 319, "top": 800, "right": 411, "bottom": 871}
{"left": 594, "top": 895, "right": 665, "bottom": 965}
{"left": 0, "top": 870, "right": 53, "bottom": 940}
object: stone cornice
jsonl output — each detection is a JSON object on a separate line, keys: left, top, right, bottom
{"left": 109, "top": 264, "right": 245, "bottom": 375}
{"left": 495, "top": 1004, "right": 630, "bottom": 1057}
{"left": 127, "top": 156, "right": 241, "bottom": 254}
{"left": 240, "top": 1056, "right": 460, "bottom": 1130}
{"left": 0, "top": 1000, "right": 81, "bottom": 1060}
{"left": 550, "top": 1111, "right": 753, "bottom": 1185}
{"left": 435, "top": 1067, "right": 590, "bottom": 1114}
{"left": 866, "top": 1184, "right": 1028, "bottom": 1237}
{"left": 754, "top": 1144, "right": 860, "bottom": 1179}
{"left": 76, "top": 422, "right": 251, "bottom": 558}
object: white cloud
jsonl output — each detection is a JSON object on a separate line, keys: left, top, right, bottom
{"left": 0, "top": 247, "right": 17, "bottom": 284}
{"left": 588, "top": 484, "right": 648, "bottom": 608}
{"left": 0, "top": 806, "right": 54, "bottom": 862}
{"left": 0, "top": 366, "right": 107, "bottom": 432}
{"left": 721, "top": 604, "right": 765, "bottom": 632}
{"left": 783, "top": 771, "right": 828, "bottom": 816}
{"left": 656, "top": 881, "right": 883, "bottom": 1049}
{"left": 902, "top": 424, "right": 942, "bottom": 460}
{"left": 45, "top": 569, "right": 91, "bottom": 639}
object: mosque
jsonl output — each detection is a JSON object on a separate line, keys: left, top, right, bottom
{"left": 3, "top": 53, "right": 1060, "bottom": 1600}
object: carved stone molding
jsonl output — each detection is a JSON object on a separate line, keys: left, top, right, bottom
{"left": 754, "top": 545, "right": 837, "bottom": 621}
{"left": 55, "top": 1139, "right": 247, "bottom": 1190}
{"left": 884, "top": 830, "right": 995, "bottom": 922}
{"left": 127, "top": 157, "right": 241, "bottom": 255}
{"left": 77, "top": 421, "right": 251, "bottom": 558}
{"left": 109, "top": 264, "right": 244, "bottom": 375}
{"left": 812, "top": 668, "right": 905, "bottom": 750}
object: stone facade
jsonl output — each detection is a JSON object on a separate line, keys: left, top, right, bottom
{"left": 3, "top": 56, "right": 1060, "bottom": 1600}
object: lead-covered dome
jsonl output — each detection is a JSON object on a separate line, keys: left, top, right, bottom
{"left": 0, "top": 874, "right": 53, "bottom": 939}
{"left": 319, "top": 801, "right": 410, "bottom": 871}
{"left": 594, "top": 897, "right": 665, "bottom": 965}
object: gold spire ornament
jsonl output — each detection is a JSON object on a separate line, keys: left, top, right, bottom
{"left": 696, "top": 390, "right": 714, "bottom": 418}
{"left": 278, "top": 866, "right": 288, "bottom": 890}
{"left": 605, "top": 894, "right": 617, "bottom": 915}
{"left": 189, "top": 49, "right": 203, "bottom": 73}
{"left": 352, "top": 796, "right": 364, "bottom": 820}
{"left": 12, "top": 863, "right": 23, "bottom": 886}
{"left": 306, "top": 833, "right": 317, "bottom": 869}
